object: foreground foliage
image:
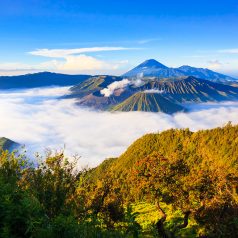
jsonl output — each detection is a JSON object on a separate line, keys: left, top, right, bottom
{"left": 0, "top": 123, "right": 238, "bottom": 237}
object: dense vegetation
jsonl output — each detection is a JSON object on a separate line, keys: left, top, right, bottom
{"left": 1, "top": 123, "right": 238, "bottom": 237}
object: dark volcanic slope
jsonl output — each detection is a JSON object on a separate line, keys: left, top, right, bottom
{"left": 143, "top": 76, "right": 238, "bottom": 103}
{"left": 68, "top": 75, "right": 136, "bottom": 110}
{"left": 0, "top": 72, "right": 91, "bottom": 89}
{"left": 111, "top": 92, "right": 185, "bottom": 114}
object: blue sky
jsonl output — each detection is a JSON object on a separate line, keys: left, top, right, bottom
{"left": 0, "top": 0, "right": 238, "bottom": 76}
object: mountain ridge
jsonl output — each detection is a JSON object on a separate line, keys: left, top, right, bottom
{"left": 67, "top": 75, "right": 238, "bottom": 113}
{"left": 141, "top": 76, "right": 238, "bottom": 103}
{"left": 0, "top": 72, "right": 91, "bottom": 89}
{"left": 111, "top": 91, "right": 185, "bottom": 113}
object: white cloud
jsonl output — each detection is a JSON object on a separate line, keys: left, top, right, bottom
{"left": 0, "top": 87, "right": 238, "bottom": 168}
{"left": 28, "top": 47, "right": 132, "bottom": 74}
{"left": 0, "top": 87, "right": 70, "bottom": 98}
{"left": 0, "top": 62, "right": 32, "bottom": 70}
{"left": 201, "top": 59, "right": 238, "bottom": 78}
{"left": 0, "top": 46, "right": 133, "bottom": 76}
{"left": 0, "top": 60, "right": 61, "bottom": 73}
{"left": 207, "top": 60, "right": 223, "bottom": 70}
{"left": 58, "top": 54, "right": 115, "bottom": 72}
{"left": 29, "top": 47, "right": 130, "bottom": 58}
{"left": 0, "top": 56, "right": 129, "bottom": 76}
{"left": 57, "top": 54, "right": 129, "bottom": 74}
{"left": 218, "top": 48, "right": 238, "bottom": 54}
{"left": 137, "top": 38, "right": 160, "bottom": 44}
{"left": 0, "top": 62, "right": 44, "bottom": 76}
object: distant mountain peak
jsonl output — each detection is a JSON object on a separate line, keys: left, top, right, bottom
{"left": 123, "top": 59, "right": 169, "bottom": 77}
{"left": 137, "top": 59, "right": 168, "bottom": 69}
{"left": 178, "top": 65, "right": 192, "bottom": 69}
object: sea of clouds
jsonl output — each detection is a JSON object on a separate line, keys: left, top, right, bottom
{"left": 0, "top": 87, "right": 238, "bottom": 168}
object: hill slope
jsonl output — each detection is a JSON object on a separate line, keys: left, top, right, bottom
{"left": 111, "top": 91, "right": 185, "bottom": 113}
{"left": 67, "top": 75, "right": 123, "bottom": 99}
{"left": 89, "top": 123, "right": 238, "bottom": 186}
{"left": 87, "top": 124, "right": 238, "bottom": 211}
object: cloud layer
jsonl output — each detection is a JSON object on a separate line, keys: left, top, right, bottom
{"left": 0, "top": 87, "right": 238, "bottom": 168}
{"left": 27, "top": 47, "right": 131, "bottom": 74}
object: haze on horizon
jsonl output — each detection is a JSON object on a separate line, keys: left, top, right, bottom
{"left": 0, "top": 0, "right": 238, "bottom": 77}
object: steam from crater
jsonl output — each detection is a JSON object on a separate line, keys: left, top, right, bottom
{"left": 100, "top": 78, "right": 130, "bottom": 97}
{"left": 144, "top": 89, "right": 164, "bottom": 94}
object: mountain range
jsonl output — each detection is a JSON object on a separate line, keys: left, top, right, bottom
{"left": 67, "top": 75, "right": 238, "bottom": 114}
{"left": 123, "top": 59, "right": 237, "bottom": 83}
{"left": 1, "top": 59, "right": 238, "bottom": 114}
{"left": 0, "top": 59, "right": 237, "bottom": 90}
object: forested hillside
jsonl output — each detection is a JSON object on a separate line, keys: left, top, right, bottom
{"left": 0, "top": 124, "right": 238, "bottom": 237}
{"left": 0, "top": 137, "right": 19, "bottom": 151}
